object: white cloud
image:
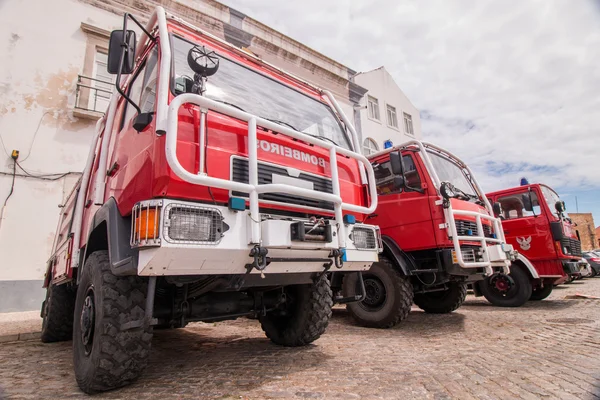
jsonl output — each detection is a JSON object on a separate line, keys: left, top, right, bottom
{"left": 223, "top": 0, "right": 600, "bottom": 192}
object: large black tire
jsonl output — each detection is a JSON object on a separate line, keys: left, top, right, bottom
{"left": 73, "top": 251, "right": 153, "bottom": 394}
{"left": 413, "top": 282, "right": 467, "bottom": 314}
{"left": 343, "top": 256, "right": 413, "bottom": 329}
{"left": 479, "top": 265, "right": 532, "bottom": 307}
{"left": 259, "top": 273, "right": 332, "bottom": 347}
{"left": 529, "top": 284, "right": 553, "bottom": 301}
{"left": 41, "top": 282, "right": 76, "bottom": 343}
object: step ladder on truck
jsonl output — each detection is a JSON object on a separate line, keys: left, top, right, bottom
{"left": 40, "top": 7, "right": 381, "bottom": 393}
{"left": 341, "top": 140, "right": 515, "bottom": 328}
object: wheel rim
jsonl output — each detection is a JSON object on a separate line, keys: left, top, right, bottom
{"left": 80, "top": 285, "right": 96, "bottom": 356}
{"left": 360, "top": 276, "right": 387, "bottom": 311}
{"left": 490, "top": 274, "right": 514, "bottom": 297}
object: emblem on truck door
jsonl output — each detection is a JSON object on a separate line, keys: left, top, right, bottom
{"left": 516, "top": 236, "right": 532, "bottom": 251}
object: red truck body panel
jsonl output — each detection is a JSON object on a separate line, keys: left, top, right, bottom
{"left": 52, "top": 19, "right": 369, "bottom": 283}
{"left": 487, "top": 183, "right": 579, "bottom": 278}
{"left": 369, "top": 150, "right": 493, "bottom": 252}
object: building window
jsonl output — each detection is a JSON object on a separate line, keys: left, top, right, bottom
{"left": 386, "top": 105, "right": 398, "bottom": 129}
{"left": 88, "top": 51, "right": 115, "bottom": 112}
{"left": 363, "top": 138, "right": 379, "bottom": 156}
{"left": 367, "top": 96, "right": 380, "bottom": 121}
{"left": 403, "top": 112, "right": 414, "bottom": 135}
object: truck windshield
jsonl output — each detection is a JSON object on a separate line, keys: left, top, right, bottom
{"left": 427, "top": 151, "right": 477, "bottom": 197}
{"left": 171, "top": 36, "right": 352, "bottom": 150}
{"left": 540, "top": 185, "right": 569, "bottom": 219}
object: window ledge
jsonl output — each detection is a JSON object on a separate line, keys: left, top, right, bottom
{"left": 366, "top": 115, "right": 382, "bottom": 124}
{"left": 72, "top": 108, "right": 104, "bottom": 120}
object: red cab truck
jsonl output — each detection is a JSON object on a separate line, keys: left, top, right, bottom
{"left": 40, "top": 7, "right": 381, "bottom": 393}
{"left": 341, "top": 141, "right": 514, "bottom": 328}
{"left": 474, "top": 183, "right": 582, "bottom": 306}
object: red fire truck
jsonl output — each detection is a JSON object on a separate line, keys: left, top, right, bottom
{"left": 341, "top": 141, "right": 514, "bottom": 328}
{"left": 40, "top": 7, "right": 381, "bottom": 393}
{"left": 474, "top": 182, "right": 582, "bottom": 307}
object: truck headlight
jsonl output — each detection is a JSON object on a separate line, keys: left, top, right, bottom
{"left": 164, "top": 204, "right": 223, "bottom": 243}
{"left": 351, "top": 227, "right": 376, "bottom": 250}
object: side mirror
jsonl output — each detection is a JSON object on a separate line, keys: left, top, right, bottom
{"left": 393, "top": 176, "right": 405, "bottom": 190}
{"left": 107, "top": 29, "right": 136, "bottom": 75}
{"left": 555, "top": 200, "right": 566, "bottom": 213}
{"left": 133, "top": 112, "right": 153, "bottom": 132}
{"left": 389, "top": 151, "right": 403, "bottom": 175}
{"left": 492, "top": 202, "right": 502, "bottom": 217}
{"left": 521, "top": 193, "right": 533, "bottom": 212}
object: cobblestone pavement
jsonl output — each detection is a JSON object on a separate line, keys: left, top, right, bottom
{"left": 1, "top": 279, "right": 599, "bottom": 400}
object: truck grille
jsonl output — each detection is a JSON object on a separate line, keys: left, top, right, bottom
{"left": 455, "top": 220, "right": 493, "bottom": 238}
{"left": 231, "top": 158, "right": 334, "bottom": 210}
{"left": 561, "top": 237, "right": 582, "bottom": 257}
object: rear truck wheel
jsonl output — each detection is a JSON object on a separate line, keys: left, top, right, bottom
{"left": 342, "top": 256, "right": 413, "bottom": 329}
{"left": 529, "top": 283, "right": 553, "bottom": 301}
{"left": 41, "top": 282, "right": 76, "bottom": 343}
{"left": 479, "top": 265, "right": 532, "bottom": 307}
{"left": 73, "top": 251, "right": 153, "bottom": 394}
{"left": 259, "top": 273, "right": 333, "bottom": 347}
{"left": 413, "top": 282, "right": 467, "bottom": 314}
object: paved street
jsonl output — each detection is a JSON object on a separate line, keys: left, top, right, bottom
{"left": 1, "top": 278, "right": 599, "bottom": 400}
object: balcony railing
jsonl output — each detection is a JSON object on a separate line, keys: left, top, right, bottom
{"left": 74, "top": 75, "right": 113, "bottom": 114}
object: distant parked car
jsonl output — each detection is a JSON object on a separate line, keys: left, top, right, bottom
{"left": 582, "top": 252, "right": 600, "bottom": 277}
{"left": 579, "top": 258, "right": 593, "bottom": 278}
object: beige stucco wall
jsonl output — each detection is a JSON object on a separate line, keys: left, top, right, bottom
{"left": 0, "top": 0, "right": 125, "bottom": 311}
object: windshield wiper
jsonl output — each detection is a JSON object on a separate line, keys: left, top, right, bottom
{"left": 263, "top": 118, "right": 298, "bottom": 131}
{"left": 306, "top": 134, "right": 338, "bottom": 146}
{"left": 263, "top": 118, "right": 340, "bottom": 147}
{"left": 213, "top": 99, "right": 245, "bottom": 112}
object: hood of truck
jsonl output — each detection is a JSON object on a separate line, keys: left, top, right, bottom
{"left": 152, "top": 108, "right": 365, "bottom": 218}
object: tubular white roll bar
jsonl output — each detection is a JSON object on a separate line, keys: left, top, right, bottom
{"left": 167, "top": 94, "right": 378, "bottom": 246}
{"left": 371, "top": 140, "right": 510, "bottom": 274}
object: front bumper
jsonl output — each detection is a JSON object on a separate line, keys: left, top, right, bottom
{"left": 563, "top": 261, "right": 580, "bottom": 275}
{"left": 133, "top": 199, "right": 380, "bottom": 276}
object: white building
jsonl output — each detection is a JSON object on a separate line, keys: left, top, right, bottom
{"left": 353, "top": 67, "right": 422, "bottom": 155}
{"left": 0, "top": 0, "right": 420, "bottom": 312}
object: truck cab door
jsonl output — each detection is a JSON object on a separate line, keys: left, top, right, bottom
{"left": 494, "top": 188, "right": 552, "bottom": 262}
{"left": 105, "top": 47, "right": 159, "bottom": 209}
{"left": 371, "top": 152, "right": 435, "bottom": 251}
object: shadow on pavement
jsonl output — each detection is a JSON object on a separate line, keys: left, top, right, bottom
{"left": 461, "top": 298, "right": 578, "bottom": 311}
{"left": 330, "top": 307, "right": 466, "bottom": 338}
{"left": 122, "top": 327, "right": 332, "bottom": 396}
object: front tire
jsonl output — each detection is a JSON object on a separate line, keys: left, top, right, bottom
{"left": 259, "top": 273, "right": 332, "bottom": 347}
{"left": 479, "top": 265, "right": 532, "bottom": 307}
{"left": 529, "top": 284, "right": 553, "bottom": 301}
{"left": 73, "top": 251, "right": 153, "bottom": 394}
{"left": 413, "top": 282, "right": 467, "bottom": 314}
{"left": 343, "top": 256, "right": 413, "bottom": 328}
{"left": 41, "top": 282, "right": 76, "bottom": 343}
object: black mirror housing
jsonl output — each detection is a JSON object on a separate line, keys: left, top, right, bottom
{"left": 393, "top": 176, "right": 405, "bottom": 190}
{"left": 521, "top": 193, "right": 533, "bottom": 212}
{"left": 107, "top": 29, "right": 137, "bottom": 75}
{"left": 492, "top": 202, "right": 502, "bottom": 217}
{"left": 133, "top": 112, "right": 153, "bottom": 132}
{"left": 389, "top": 151, "right": 403, "bottom": 175}
{"left": 555, "top": 200, "right": 566, "bottom": 213}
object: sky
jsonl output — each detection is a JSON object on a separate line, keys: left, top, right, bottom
{"left": 222, "top": 0, "right": 600, "bottom": 226}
